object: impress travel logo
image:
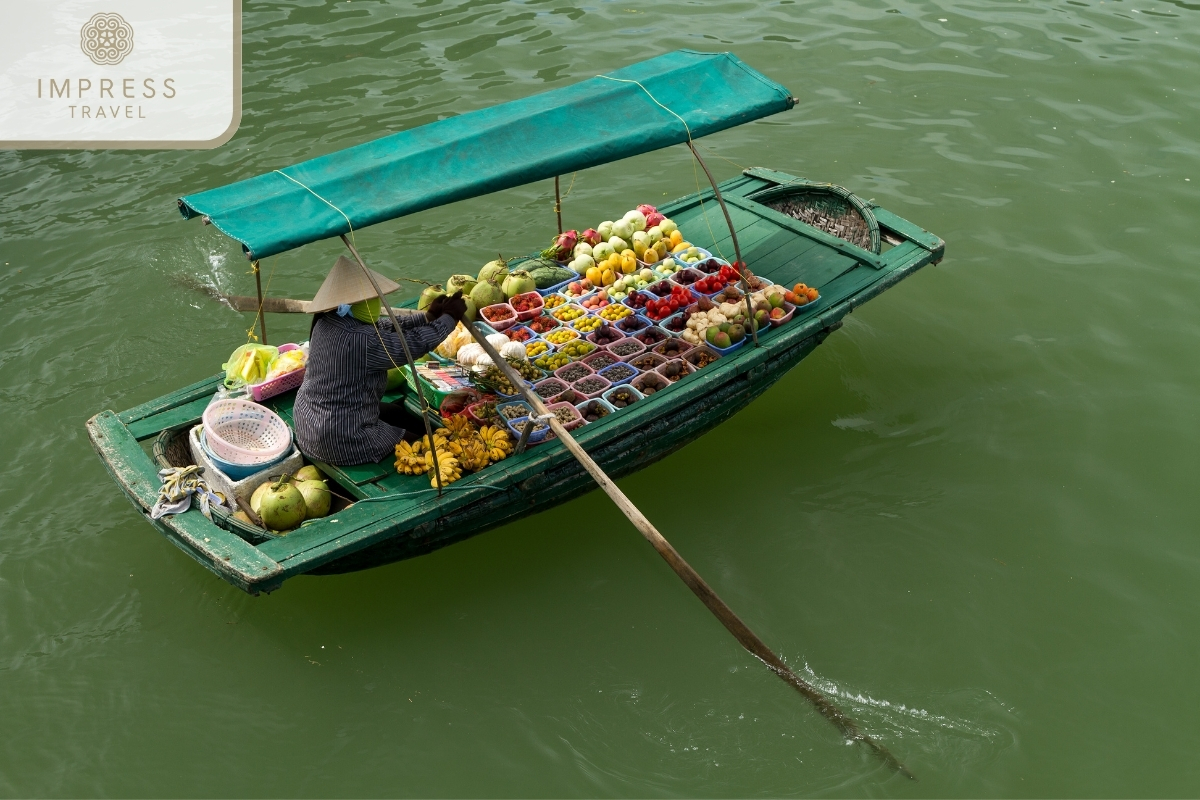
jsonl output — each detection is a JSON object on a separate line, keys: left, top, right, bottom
{"left": 0, "top": 2, "right": 241, "bottom": 149}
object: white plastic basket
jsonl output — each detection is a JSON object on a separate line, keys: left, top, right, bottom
{"left": 202, "top": 398, "right": 292, "bottom": 465}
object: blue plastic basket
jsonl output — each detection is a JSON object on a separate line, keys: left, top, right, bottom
{"left": 598, "top": 361, "right": 640, "bottom": 387}
{"left": 602, "top": 383, "right": 644, "bottom": 411}
{"left": 506, "top": 414, "right": 553, "bottom": 444}
{"left": 200, "top": 429, "right": 293, "bottom": 481}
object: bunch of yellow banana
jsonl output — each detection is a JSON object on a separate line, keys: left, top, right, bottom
{"left": 479, "top": 425, "right": 513, "bottom": 463}
{"left": 394, "top": 438, "right": 430, "bottom": 475}
{"left": 456, "top": 437, "right": 490, "bottom": 472}
{"left": 426, "top": 450, "right": 462, "bottom": 486}
{"left": 442, "top": 414, "right": 475, "bottom": 441}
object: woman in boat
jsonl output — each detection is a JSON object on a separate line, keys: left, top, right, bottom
{"left": 293, "top": 256, "right": 467, "bottom": 466}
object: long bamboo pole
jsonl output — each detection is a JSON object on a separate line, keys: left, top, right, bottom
{"left": 460, "top": 321, "right": 913, "bottom": 779}
{"left": 252, "top": 260, "right": 268, "bottom": 345}
{"left": 685, "top": 143, "right": 759, "bottom": 348}
{"left": 555, "top": 176, "right": 563, "bottom": 235}
{"left": 340, "top": 235, "right": 443, "bottom": 495}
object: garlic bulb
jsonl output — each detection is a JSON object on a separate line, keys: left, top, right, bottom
{"left": 456, "top": 342, "right": 485, "bottom": 367}
{"left": 500, "top": 341, "right": 528, "bottom": 361}
{"left": 485, "top": 333, "right": 511, "bottom": 350}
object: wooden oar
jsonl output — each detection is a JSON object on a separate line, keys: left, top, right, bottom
{"left": 338, "top": 239, "right": 912, "bottom": 778}
{"left": 460, "top": 323, "right": 914, "bottom": 779}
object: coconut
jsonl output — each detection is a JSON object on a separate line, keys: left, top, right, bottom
{"left": 294, "top": 465, "right": 324, "bottom": 483}
{"left": 477, "top": 256, "right": 509, "bottom": 284}
{"left": 469, "top": 278, "right": 505, "bottom": 309}
{"left": 501, "top": 270, "right": 537, "bottom": 299}
{"left": 250, "top": 479, "right": 280, "bottom": 514}
{"left": 446, "top": 274, "right": 477, "bottom": 297}
{"left": 258, "top": 476, "right": 307, "bottom": 531}
{"left": 418, "top": 284, "right": 445, "bottom": 311}
{"left": 463, "top": 297, "right": 478, "bottom": 322}
{"left": 296, "top": 479, "right": 331, "bottom": 519}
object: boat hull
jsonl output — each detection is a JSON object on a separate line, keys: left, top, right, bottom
{"left": 311, "top": 328, "right": 827, "bottom": 573}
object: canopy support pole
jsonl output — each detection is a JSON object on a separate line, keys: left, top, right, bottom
{"left": 340, "top": 235, "right": 443, "bottom": 496}
{"left": 685, "top": 143, "right": 759, "bottom": 347}
{"left": 462, "top": 322, "right": 913, "bottom": 780}
{"left": 555, "top": 176, "right": 563, "bottom": 235}
{"left": 252, "top": 260, "right": 268, "bottom": 345}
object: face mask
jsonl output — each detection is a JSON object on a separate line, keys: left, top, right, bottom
{"left": 349, "top": 297, "right": 381, "bottom": 324}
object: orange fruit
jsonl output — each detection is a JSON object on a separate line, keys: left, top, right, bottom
{"left": 806, "top": 287, "right": 818, "bottom": 300}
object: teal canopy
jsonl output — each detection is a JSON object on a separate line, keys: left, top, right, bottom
{"left": 178, "top": 50, "right": 793, "bottom": 261}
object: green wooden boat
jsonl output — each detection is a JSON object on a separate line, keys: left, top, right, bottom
{"left": 86, "top": 54, "right": 943, "bottom": 594}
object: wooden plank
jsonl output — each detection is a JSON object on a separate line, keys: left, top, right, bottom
{"left": 871, "top": 207, "right": 945, "bottom": 257}
{"left": 126, "top": 395, "right": 211, "bottom": 441}
{"left": 117, "top": 373, "right": 224, "bottom": 424}
{"left": 86, "top": 411, "right": 284, "bottom": 592}
{"left": 701, "top": 219, "right": 787, "bottom": 263}
{"left": 761, "top": 246, "right": 858, "bottom": 292}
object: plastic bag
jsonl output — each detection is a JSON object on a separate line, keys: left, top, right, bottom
{"left": 222, "top": 343, "right": 278, "bottom": 388}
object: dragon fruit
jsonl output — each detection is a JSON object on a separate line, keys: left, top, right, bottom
{"left": 636, "top": 204, "right": 658, "bottom": 216}
{"left": 581, "top": 228, "right": 602, "bottom": 247}
{"left": 541, "top": 229, "right": 578, "bottom": 261}
{"left": 645, "top": 211, "right": 665, "bottom": 228}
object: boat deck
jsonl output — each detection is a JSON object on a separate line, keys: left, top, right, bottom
{"left": 88, "top": 168, "right": 943, "bottom": 593}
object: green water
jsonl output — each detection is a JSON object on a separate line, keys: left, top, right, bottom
{"left": 3, "top": 0, "right": 1199, "bottom": 795}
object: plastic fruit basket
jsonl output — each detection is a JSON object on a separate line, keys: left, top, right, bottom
{"left": 554, "top": 361, "right": 595, "bottom": 384}
{"left": 655, "top": 358, "right": 696, "bottom": 383}
{"left": 581, "top": 350, "right": 619, "bottom": 372}
{"left": 532, "top": 377, "right": 571, "bottom": 403}
{"left": 480, "top": 302, "right": 518, "bottom": 331}
{"left": 202, "top": 398, "right": 292, "bottom": 465}
{"left": 545, "top": 401, "right": 585, "bottom": 433}
{"left": 598, "top": 362, "right": 639, "bottom": 387}
{"left": 497, "top": 400, "right": 534, "bottom": 422}
{"left": 507, "top": 325, "right": 537, "bottom": 343}
{"left": 248, "top": 343, "right": 305, "bottom": 401}
{"left": 657, "top": 312, "right": 688, "bottom": 337}
{"left": 669, "top": 268, "right": 705, "bottom": 289}
{"left": 509, "top": 292, "right": 545, "bottom": 322}
{"left": 576, "top": 397, "right": 617, "bottom": 423}
{"left": 632, "top": 326, "right": 669, "bottom": 347}
{"left": 571, "top": 374, "right": 612, "bottom": 400}
{"left": 539, "top": 293, "right": 570, "bottom": 312}
{"left": 631, "top": 371, "right": 670, "bottom": 397}
{"left": 506, "top": 414, "right": 553, "bottom": 445}
{"left": 653, "top": 338, "right": 695, "bottom": 360}
{"left": 603, "top": 384, "right": 644, "bottom": 410}
{"left": 628, "top": 351, "right": 667, "bottom": 373}
{"left": 605, "top": 337, "right": 646, "bottom": 362}
{"left": 615, "top": 314, "right": 651, "bottom": 335}
{"left": 793, "top": 294, "right": 822, "bottom": 315}
{"left": 683, "top": 345, "right": 721, "bottom": 370}
{"left": 586, "top": 323, "right": 624, "bottom": 348}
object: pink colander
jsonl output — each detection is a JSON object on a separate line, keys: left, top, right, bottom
{"left": 201, "top": 398, "right": 292, "bottom": 465}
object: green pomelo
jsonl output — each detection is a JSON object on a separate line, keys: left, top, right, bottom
{"left": 296, "top": 479, "right": 331, "bottom": 519}
{"left": 294, "top": 465, "right": 324, "bottom": 483}
{"left": 259, "top": 479, "right": 307, "bottom": 531}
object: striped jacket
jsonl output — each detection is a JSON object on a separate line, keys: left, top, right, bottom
{"left": 293, "top": 310, "right": 455, "bottom": 466}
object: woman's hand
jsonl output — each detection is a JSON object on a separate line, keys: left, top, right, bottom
{"left": 427, "top": 291, "right": 467, "bottom": 322}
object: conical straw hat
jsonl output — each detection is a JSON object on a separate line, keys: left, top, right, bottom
{"left": 307, "top": 255, "right": 401, "bottom": 313}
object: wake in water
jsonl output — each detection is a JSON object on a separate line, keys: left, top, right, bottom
{"left": 166, "top": 249, "right": 237, "bottom": 310}
{"left": 795, "top": 661, "right": 1020, "bottom": 771}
